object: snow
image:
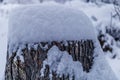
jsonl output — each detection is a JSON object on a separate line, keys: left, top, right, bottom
{"left": 8, "top": 4, "right": 96, "bottom": 50}
{"left": 86, "top": 46, "right": 118, "bottom": 80}
{"left": 65, "top": 0, "right": 115, "bottom": 25}
{"left": 41, "top": 45, "right": 118, "bottom": 80}
{"left": 65, "top": 1, "right": 120, "bottom": 79}
{"left": 0, "top": 1, "right": 120, "bottom": 80}
{"left": 0, "top": 9, "right": 8, "bottom": 80}
{"left": 41, "top": 46, "right": 85, "bottom": 80}
{"left": 106, "top": 56, "right": 120, "bottom": 80}
{"left": 8, "top": 4, "right": 118, "bottom": 80}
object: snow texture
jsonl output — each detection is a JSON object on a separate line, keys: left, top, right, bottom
{"left": 41, "top": 46, "right": 85, "bottom": 80}
{"left": 8, "top": 4, "right": 96, "bottom": 48}
{"left": 41, "top": 45, "right": 118, "bottom": 80}
{"left": 86, "top": 45, "right": 118, "bottom": 80}
{"left": 0, "top": 6, "right": 8, "bottom": 79}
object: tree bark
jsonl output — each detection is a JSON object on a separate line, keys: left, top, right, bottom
{"left": 5, "top": 40, "right": 94, "bottom": 80}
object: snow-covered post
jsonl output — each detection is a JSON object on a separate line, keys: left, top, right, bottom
{"left": 5, "top": 5, "right": 96, "bottom": 80}
{"left": 5, "top": 5, "right": 94, "bottom": 80}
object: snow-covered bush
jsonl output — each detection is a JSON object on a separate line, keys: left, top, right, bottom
{"left": 106, "top": 26, "right": 120, "bottom": 41}
{"left": 97, "top": 20, "right": 120, "bottom": 58}
{"left": 97, "top": 27, "right": 113, "bottom": 52}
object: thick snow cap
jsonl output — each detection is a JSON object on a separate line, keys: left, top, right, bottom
{"left": 8, "top": 4, "right": 96, "bottom": 45}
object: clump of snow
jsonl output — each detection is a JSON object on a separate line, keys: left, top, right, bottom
{"left": 41, "top": 45, "right": 118, "bottom": 80}
{"left": 40, "top": 46, "right": 85, "bottom": 80}
{"left": 8, "top": 4, "right": 96, "bottom": 50}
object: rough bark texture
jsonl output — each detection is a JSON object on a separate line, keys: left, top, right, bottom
{"left": 5, "top": 40, "right": 94, "bottom": 80}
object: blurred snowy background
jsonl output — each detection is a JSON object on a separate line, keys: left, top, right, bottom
{"left": 0, "top": 0, "right": 120, "bottom": 80}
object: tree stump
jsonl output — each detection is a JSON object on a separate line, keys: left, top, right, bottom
{"left": 5, "top": 40, "right": 94, "bottom": 80}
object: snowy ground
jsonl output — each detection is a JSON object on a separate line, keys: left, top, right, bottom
{"left": 0, "top": 11, "right": 8, "bottom": 80}
{"left": 0, "top": 1, "right": 120, "bottom": 80}
{"left": 106, "top": 55, "right": 120, "bottom": 80}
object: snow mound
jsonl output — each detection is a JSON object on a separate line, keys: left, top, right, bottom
{"left": 8, "top": 4, "right": 96, "bottom": 46}
{"left": 41, "top": 46, "right": 85, "bottom": 80}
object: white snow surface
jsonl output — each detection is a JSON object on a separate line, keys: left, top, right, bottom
{"left": 86, "top": 46, "right": 118, "bottom": 80}
{"left": 106, "top": 55, "right": 120, "bottom": 80}
{"left": 0, "top": 8, "right": 8, "bottom": 80}
{"left": 8, "top": 4, "right": 96, "bottom": 47}
{"left": 0, "top": 17, "right": 7, "bottom": 80}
